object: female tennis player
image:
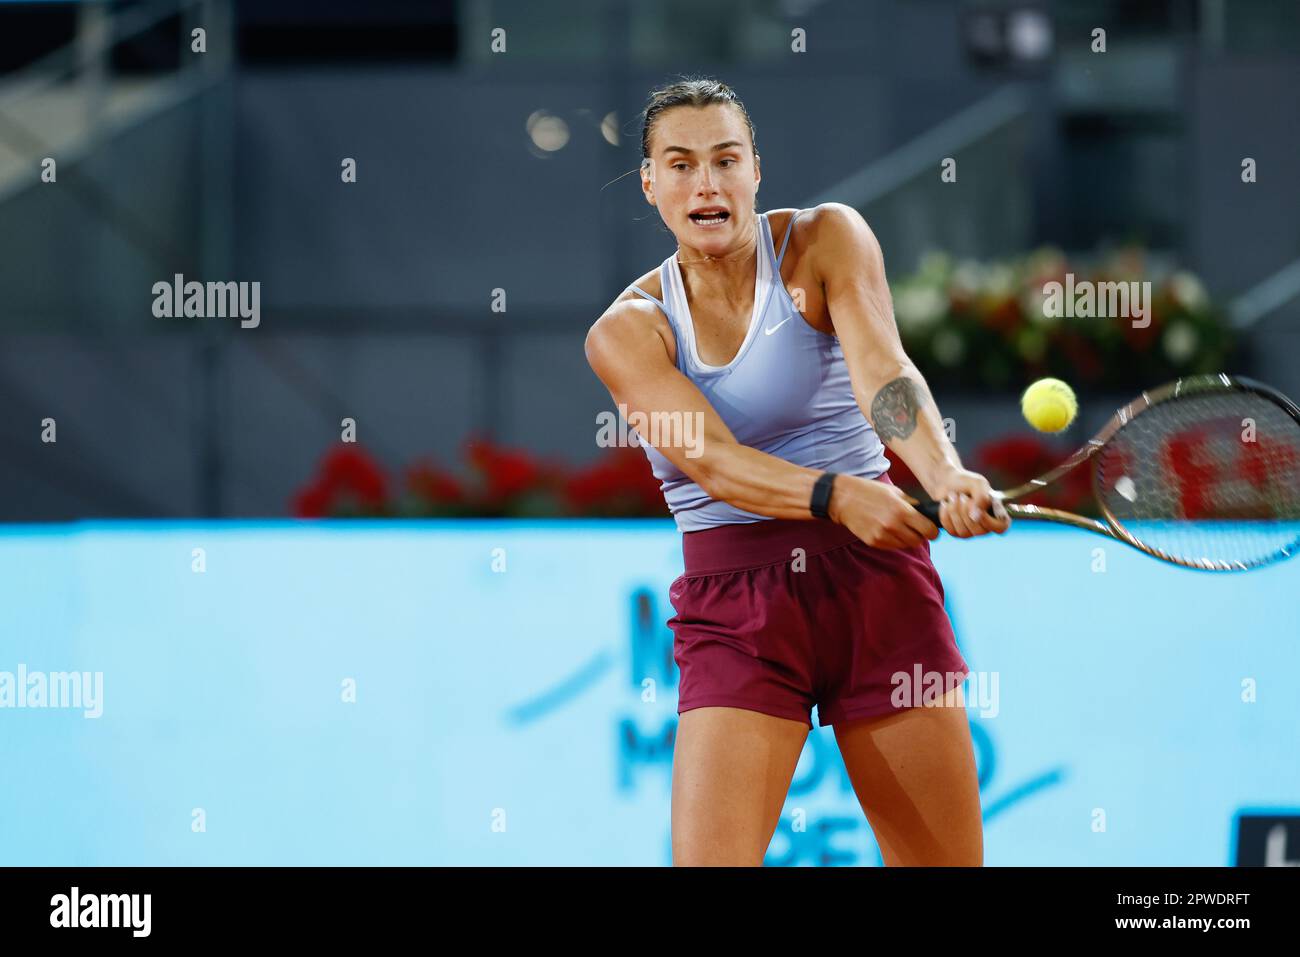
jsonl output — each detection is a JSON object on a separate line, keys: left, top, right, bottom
{"left": 585, "top": 78, "right": 1011, "bottom": 867}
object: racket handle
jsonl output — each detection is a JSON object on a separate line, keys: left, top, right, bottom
{"left": 913, "top": 499, "right": 943, "bottom": 524}
{"left": 911, "top": 496, "right": 1000, "bottom": 524}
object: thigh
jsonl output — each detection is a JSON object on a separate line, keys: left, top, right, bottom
{"left": 672, "top": 706, "right": 811, "bottom": 866}
{"left": 832, "top": 687, "right": 982, "bottom": 866}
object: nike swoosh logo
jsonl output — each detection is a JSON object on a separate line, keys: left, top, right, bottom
{"left": 764, "top": 316, "right": 792, "bottom": 335}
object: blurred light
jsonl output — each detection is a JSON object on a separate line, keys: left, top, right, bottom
{"left": 963, "top": 6, "right": 1054, "bottom": 69}
{"left": 526, "top": 111, "right": 569, "bottom": 152}
{"left": 1007, "top": 10, "right": 1052, "bottom": 61}
{"left": 600, "top": 111, "right": 619, "bottom": 146}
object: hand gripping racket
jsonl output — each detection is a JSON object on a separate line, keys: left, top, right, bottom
{"left": 912, "top": 374, "right": 1300, "bottom": 571}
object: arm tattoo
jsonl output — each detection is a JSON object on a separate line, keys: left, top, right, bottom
{"left": 870, "top": 377, "right": 924, "bottom": 442}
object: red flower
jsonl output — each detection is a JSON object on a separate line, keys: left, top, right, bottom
{"left": 464, "top": 435, "right": 546, "bottom": 503}
{"left": 323, "top": 444, "right": 388, "bottom": 505}
{"left": 291, "top": 444, "right": 389, "bottom": 517}
{"left": 564, "top": 446, "right": 666, "bottom": 516}
{"left": 292, "top": 482, "right": 335, "bottom": 518}
{"left": 404, "top": 458, "right": 465, "bottom": 505}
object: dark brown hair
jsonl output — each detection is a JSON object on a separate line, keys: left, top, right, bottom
{"left": 639, "top": 77, "right": 758, "bottom": 164}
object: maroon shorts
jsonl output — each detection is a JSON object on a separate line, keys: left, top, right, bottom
{"left": 667, "top": 477, "right": 970, "bottom": 728}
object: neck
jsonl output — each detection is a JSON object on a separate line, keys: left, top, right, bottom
{"left": 675, "top": 212, "right": 760, "bottom": 280}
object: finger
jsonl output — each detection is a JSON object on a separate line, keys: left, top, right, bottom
{"left": 870, "top": 529, "right": 910, "bottom": 550}
{"left": 942, "top": 492, "right": 971, "bottom": 537}
{"left": 965, "top": 487, "right": 994, "bottom": 524}
{"left": 939, "top": 499, "right": 968, "bottom": 538}
{"left": 883, "top": 508, "right": 928, "bottom": 547}
{"left": 858, "top": 522, "right": 908, "bottom": 549}
{"left": 989, "top": 502, "right": 1012, "bottom": 534}
{"left": 938, "top": 498, "right": 962, "bottom": 537}
{"left": 899, "top": 503, "right": 940, "bottom": 542}
{"left": 897, "top": 526, "right": 929, "bottom": 548}
{"left": 968, "top": 504, "right": 1000, "bottom": 535}
{"left": 951, "top": 492, "right": 978, "bottom": 538}
{"left": 974, "top": 497, "right": 1012, "bottom": 534}
{"left": 979, "top": 491, "right": 1011, "bottom": 531}
{"left": 953, "top": 494, "right": 980, "bottom": 538}
{"left": 888, "top": 530, "right": 921, "bottom": 549}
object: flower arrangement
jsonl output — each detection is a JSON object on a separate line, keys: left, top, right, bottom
{"left": 294, "top": 435, "right": 1096, "bottom": 520}
{"left": 891, "top": 247, "right": 1233, "bottom": 390}
{"left": 292, "top": 437, "right": 668, "bottom": 519}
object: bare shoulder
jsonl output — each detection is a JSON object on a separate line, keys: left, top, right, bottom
{"left": 585, "top": 272, "right": 675, "bottom": 370}
{"left": 794, "top": 204, "right": 887, "bottom": 287}
{"left": 776, "top": 202, "right": 879, "bottom": 246}
{"left": 765, "top": 204, "right": 880, "bottom": 275}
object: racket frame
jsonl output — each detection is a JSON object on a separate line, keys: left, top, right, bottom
{"left": 920, "top": 374, "right": 1300, "bottom": 571}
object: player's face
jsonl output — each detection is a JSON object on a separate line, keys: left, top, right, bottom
{"left": 642, "top": 104, "right": 760, "bottom": 253}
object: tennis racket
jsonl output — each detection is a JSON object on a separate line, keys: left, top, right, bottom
{"left": 911, "top": 374, "right": 1300, "bottom": 571}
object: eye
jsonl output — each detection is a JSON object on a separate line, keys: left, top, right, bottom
{"left": 672, "top": 163, "right": 689, "bottom": 171}
{"left": 719, "top": 158, "right": 736, "bottom": 168}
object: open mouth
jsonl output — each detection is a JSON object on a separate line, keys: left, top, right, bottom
{"left": 689, "top": 209, "right": 730, "bottom": 226}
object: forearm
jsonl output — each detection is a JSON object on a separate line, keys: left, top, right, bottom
{"left": 698, "top": 442, "right": 830, "bottom": 520}
{"left": 695, "top": 365, "right": 961, "bottom": 517}
{"left": 863, "top": 364, "right": 963, "bottom": 496}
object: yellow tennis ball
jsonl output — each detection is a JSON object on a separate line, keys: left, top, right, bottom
{"left": 1021, "top": 378, "right": 1078, "bottom": 433}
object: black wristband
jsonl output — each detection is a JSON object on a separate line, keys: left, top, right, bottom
{"left": 810, "top": 471, "right": 838, "bottom": 519}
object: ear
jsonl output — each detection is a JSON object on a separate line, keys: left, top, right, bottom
{"left": 640, "top": 160, "right": 657, "bottom": 206}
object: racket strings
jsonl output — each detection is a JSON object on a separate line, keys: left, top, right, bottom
{"left": 1093, "top": 391, "right": 1300, "bottom": 569}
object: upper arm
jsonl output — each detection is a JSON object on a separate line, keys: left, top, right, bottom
{"left": 810, "top": 203, "right": 911, "bottom": 394}
{"left": 584, "top": 301, "right": 739, "bottom": 492}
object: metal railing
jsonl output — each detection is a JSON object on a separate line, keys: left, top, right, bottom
{"left": 800, "top": 86, "right": 1034, "bottom": 272}
{"left": 0, "top": 0, "right": 231, "bottom": 203}
{"left": 1230, "top": 258, "right": 1300, "bottom": 330}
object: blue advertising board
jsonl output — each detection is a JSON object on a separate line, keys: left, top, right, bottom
{"left": 0, "top": 520, "right": 1296, "bottom": 865}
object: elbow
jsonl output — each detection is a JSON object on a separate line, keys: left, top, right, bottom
{"left": 866, "top": 358, "right": 915, "bottom": 390}
{"left": 856, "top": 360, "right": 925, "bottom": 409}
{"left": 691, "top": 448, "right": 735, "bottom": 504}
{"left": 698, "top": 468, "right": 728, "bottom": 505}
{"left": 688, "top": 456, "right": 720, "bottom": 500}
